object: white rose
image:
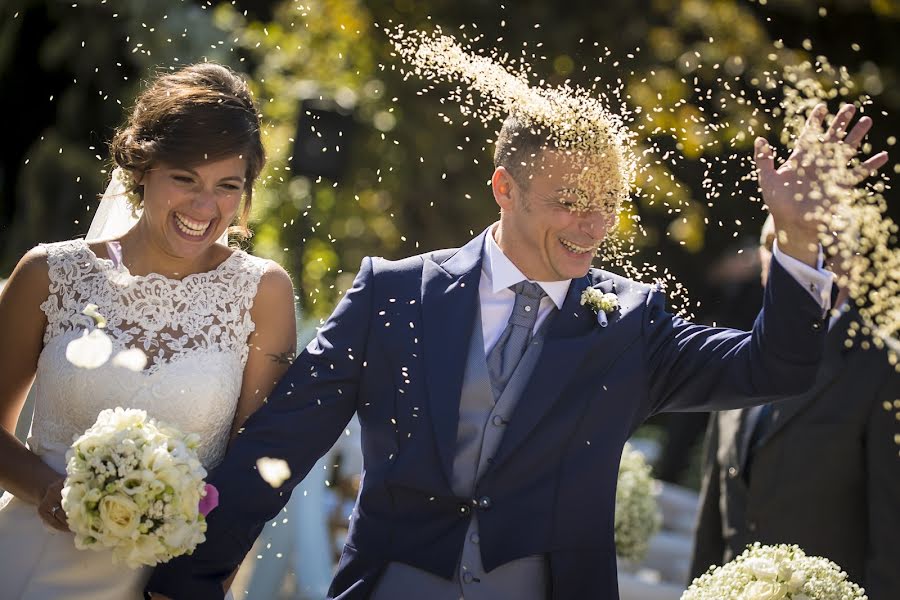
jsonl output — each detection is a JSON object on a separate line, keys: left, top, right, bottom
{"left": 788, "top": 569, "right": 808, "bottom": 591}
{"left": 743, "top": 580, "right": 788, "bottom": 600}
{"left": 98, "top": 494, "right": 141, "bottom": 538}
{"left": 161, "top": 521, "right": 196, "bottom": 550}
{"left": 745, "top": 557, "right": 779, "bottom": 581}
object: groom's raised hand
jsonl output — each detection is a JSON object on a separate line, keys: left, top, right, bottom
{"left": 754, "top": 102, "right": 889, "bottom": 266}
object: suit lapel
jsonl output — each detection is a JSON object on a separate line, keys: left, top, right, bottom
{"left": 421, "top": 231, "right": 486, "bottom": 487}
{"left": 489, "top": 275, "right": 618, "bottom": 472}
{"left": 753, "top": 311, "right": 853, "bottom": 447}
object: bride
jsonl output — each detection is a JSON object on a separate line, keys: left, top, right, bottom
{"left": 0, "top": 62, "right": 297, "bottom": 599}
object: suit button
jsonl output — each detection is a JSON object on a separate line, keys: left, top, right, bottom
{"left": 728, "top": 466, "right": 739, "bottom": 478}
{"left": 462, "top": 572, "right": 475, "bottom": 584}
{"left": 458, "top": 503, "right": 471, "bottom": 516}
{"left": 478, "top": 496, "right": 492, "bottom": 510}
{"left": 492, "top": 415, "right": 506, "bottom": 426}
{"left": 812, "top": 321, "right": 822, "bottom": 330}
{"left": 470, "top": 533, "right": 480, "bottom": 544}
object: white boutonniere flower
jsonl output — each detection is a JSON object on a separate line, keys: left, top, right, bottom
{"left": 580, "top": 287, "right": 619, "bottom": 327}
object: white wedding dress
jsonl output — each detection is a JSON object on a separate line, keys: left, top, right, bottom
{"left": 0, "top": 238, "right": 270, "bottom": 599}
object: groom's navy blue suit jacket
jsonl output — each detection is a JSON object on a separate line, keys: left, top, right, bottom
{"left": 148, "top": 228, "right": 828, "bottom": 599}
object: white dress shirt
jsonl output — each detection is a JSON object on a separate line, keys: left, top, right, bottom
{"left": 478, "top": 227, "right": 834, "bottom": 355}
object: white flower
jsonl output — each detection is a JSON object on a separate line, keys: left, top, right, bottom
{"left": 746, "top": 557, "right": 780, "bottom": 582}
{"left": 82, "top": 303, "right": 108, "bottom": 328}
{"left": 580, "top": 288, "right": 619, "bottom": 326}
{"left": 98, "top": 494, "right": 141, "bottom": 539}
{"left": 682, "top": 543, "right": 867, "bottom": 600}
{"left": 614, "top": 443, "right": 661, "bottom": 562}
{"left": 257, "top": 457, "right": 291, "bottom": 488}
{"left": 744, "top": 580, "right": 789, "bottom": 600}
{"left": 788, "top": 570, "right": 809, "bottom": 592}
{"left": 62, "top": 408, "right": 210, "bottom": 567}
{"left": 65, "top": 329, "right": 113, "bottom": 369}
{"left": 112, "top": 348, "right": 148, "bottom": 372}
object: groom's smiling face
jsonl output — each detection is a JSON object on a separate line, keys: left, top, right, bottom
{"left": 492, "top": 149, "right": 615, "bottom": 281}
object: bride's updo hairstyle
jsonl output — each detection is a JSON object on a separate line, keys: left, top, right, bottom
{"left": 110, "top": 62, "right": 265, "bottom": 238}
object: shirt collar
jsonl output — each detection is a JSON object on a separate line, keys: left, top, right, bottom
{"left": 482, "top": 225, "right": 570, "bottom": 310}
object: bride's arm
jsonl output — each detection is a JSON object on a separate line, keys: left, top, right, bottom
{"left": 228, "top": 262, "right": 298, "bottom": 441}
{"left": 150, "top": 262, "right": 296, "bottom": 600}
{"left": 218, "top": 262, "right": 295, "bottom": 593}
{"left": 0, "top": 248, "right": 67, "bottom": 526}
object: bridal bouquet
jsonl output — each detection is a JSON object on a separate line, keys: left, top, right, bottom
{"left": 61, "top": 408, "right": 218, "bottom": 568}
{"left": 683, "top": 543, "right": 867, "bottom": 600}
{"left": 614, "top": 443, "right": 661, "bottom": 562}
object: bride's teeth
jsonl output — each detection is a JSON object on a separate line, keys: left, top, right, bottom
{"left": 174, "top": 213, "right": 211, "bottom": 237}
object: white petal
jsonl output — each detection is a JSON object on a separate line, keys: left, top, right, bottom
{"left": 112, "top": 348, "right": 148, "bottom": 372}
{"left": 256, "top": 457, "right": 291, "bottom": 488}
{"left": 66, "top": 329, "right": 113, "bottom": 369}
{"left": 82, "top": 303, "right": 107, "bottom": 328}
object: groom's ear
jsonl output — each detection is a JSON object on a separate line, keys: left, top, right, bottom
{"left": 491, "top": 167, "right": 516, "bottom": 211}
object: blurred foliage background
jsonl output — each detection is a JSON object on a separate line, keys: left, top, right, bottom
{"left": 2, "top": 0, "right": 898, "bottom": 325}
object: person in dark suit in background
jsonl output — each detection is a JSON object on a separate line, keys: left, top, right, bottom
{"left": 689, "top": 214, "right": 900, "bottom": 599}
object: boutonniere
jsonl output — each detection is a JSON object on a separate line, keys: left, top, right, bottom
{"left": 580, "top": 288, "right": 619, "bottom": 327}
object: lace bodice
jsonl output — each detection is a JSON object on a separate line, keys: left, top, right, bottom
{"left": 27, "top": 239, "right": 271, "bottom": 471}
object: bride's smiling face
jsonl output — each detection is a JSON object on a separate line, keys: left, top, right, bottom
{"left": 136, "top": 155, "right": 247, "bottom": 258}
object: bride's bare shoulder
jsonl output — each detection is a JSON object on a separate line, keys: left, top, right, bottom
{"left": 0, "top": 246, "right": 51, "bottom": 324}
{"left": 7, "top": 246, "right": 51, "bottom": 289}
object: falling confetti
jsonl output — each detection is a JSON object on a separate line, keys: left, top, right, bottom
{"left": 389, "top": 23, "right": 897, "bottom": 361}
{"left": 65, "top": 329, "right": 113, "bottom": 369}
{"left": 256, "top": 457, "right": 291, "bottom": 488}
{"left": 111, "top": 347, "right": 149, "bottom": 372}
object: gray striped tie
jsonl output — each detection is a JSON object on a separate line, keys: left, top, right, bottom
{"left": 487, "top": 281, "right": 545, "bottom": 399}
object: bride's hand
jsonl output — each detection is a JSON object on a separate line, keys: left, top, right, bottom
{"left": 37, "top": 477, "right": 69, "bottom": 532}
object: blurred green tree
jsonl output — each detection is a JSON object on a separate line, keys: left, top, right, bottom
{"left": 2, "top": 0, "right": 897, "bottom": 324}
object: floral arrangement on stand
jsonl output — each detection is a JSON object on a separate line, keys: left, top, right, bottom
{"left": 615, "top": 442, "right": 661, "bottom": 562}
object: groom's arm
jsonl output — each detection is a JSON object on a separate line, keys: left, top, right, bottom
{"left": 146, "top": 258, "right": 376, "bottom": 599}
{"left": 643, "top": 254, "right": 829, "bottom": 417}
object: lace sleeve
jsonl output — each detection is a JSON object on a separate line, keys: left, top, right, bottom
{"left": 222, "top": 252, "right": 272, "bottom": 366}
{"left": 38, "top": 240, "right": 100, "bottom": 345}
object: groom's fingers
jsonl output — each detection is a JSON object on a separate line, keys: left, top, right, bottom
{"left": 825, "top": 103, "right": 855, "bottom": 142}
{"left": 754, "top": 137, "right": 776, "bottom": 182}
{"left": 851, "top": 151, "right": 889, "bottom": 183}
{"left": 843, "top": 115, "right": 873, "bottom": 150}
{"left": 804, "top": 104, "right": 828, "bottom": 136}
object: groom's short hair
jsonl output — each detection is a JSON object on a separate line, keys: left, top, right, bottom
{"left": 493, "top": 115, "right": 551, "bottom": 187}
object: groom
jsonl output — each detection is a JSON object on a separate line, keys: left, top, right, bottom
{"left": 148, "top": 103, "right": 884, "bottom": 599}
